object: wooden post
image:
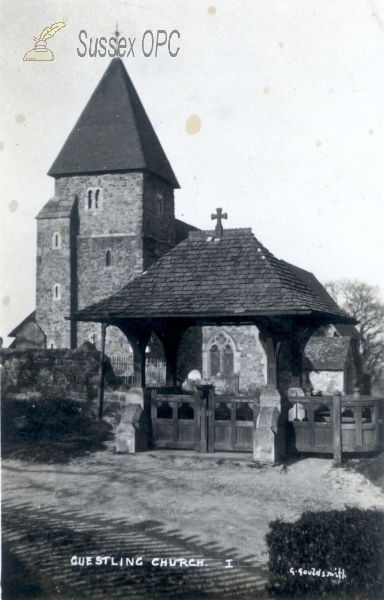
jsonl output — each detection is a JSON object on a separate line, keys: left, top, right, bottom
{"left": 156, "top": 330, "right": 183, "bottom": 387}
{"left": 120, "top": 329, "right": 150, "bottom": 388}
{"left": 333, "top": 392, "right": 342, "bottom": 465}
{"left": 97, "top": 323, "right": 107, "bottom": 419}
{"left": 266, "top": 337, "right": 277, "bottom": 386}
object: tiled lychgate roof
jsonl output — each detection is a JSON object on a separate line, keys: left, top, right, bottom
{"left": 72, "top": 228, "right": 355, "bottom": 323}
{"left": 303, "top": 337, "right": 352, "bottom": 371}
{"left": 48, "top": 58, "right": 179, "bottom": 188}
{"left": 282, "top": 261, "right": 362, "bottom": 339}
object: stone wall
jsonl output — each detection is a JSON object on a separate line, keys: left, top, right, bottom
{"left": 0, "top": 347, "right": 120, "bottom": 403}
{"left": 35, "top": 172, "right": 146, "bottom": 348}
{"left": 202, "top": 325, "right": 267, "bottom": 394}
{"left": 36, "top": 214, "right": 73, "bottom": 349}
{"left": 56, "top": 173, "right": 144, "bottom": 238}
{"left": 305, "top": 344, "right": 356, "bottom": 395}
{"left": 309, "top": 370, "right": 344, "bottom": 395}
{"left": 67, "top": 172, "right": 145, "bottom": 347}
{"left": 142, "top": 173, "right": 176, "bottom": 270}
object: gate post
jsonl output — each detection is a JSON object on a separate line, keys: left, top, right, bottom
{"left": 253, "top": 385, "right": 285, "bottom": 463}
{"left": 333, "top": 392, "right": 342, "bottom": 466}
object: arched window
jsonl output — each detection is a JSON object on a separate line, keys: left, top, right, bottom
{"left": 156, "top": 193, "right": 164, "bottom": 217}
{"left": 208, "top": 331, "right": 235, "bottom": 376}
{"left": 86, "top": 188, "right": 102, "bottom": 211}
{"left": 106, "top": 250, "right": 112, "bottom": 267}
{"left": 52, "top": 231, "right": 61, "bottom": 249}
{"left": 223, "top": 344, "right": 234, "bottom": 374}
{"left": 53, "top": 283, "right": 61, "bottom": 300}
{"left": 210, "top": 344, "right": 220, "bottom": 376}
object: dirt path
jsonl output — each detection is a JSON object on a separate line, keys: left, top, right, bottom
{"left": 3, "top": 451, "right": 384, "bottom": 598}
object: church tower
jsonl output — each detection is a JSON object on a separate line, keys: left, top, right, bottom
{"left": 36, "top": 58, "right": 180, "bottom": 349}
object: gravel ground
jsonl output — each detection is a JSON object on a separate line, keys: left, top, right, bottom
{"left": 2, "top": 450, "right": 384, "bottom": 599}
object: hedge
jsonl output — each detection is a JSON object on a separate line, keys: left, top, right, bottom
{"left": 266, "top": 507, "right": 384, "bottom": 599}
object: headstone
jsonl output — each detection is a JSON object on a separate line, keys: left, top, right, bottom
{"left": 288, "top": 402, "right": 306, "bottom": 422}
{"left": 188, "top": 370, "right": 201, "bottom": 380}
{"left": 253, "top": 385, "right": 285, "bottom": 463}
{"left": 213, "top": 373, "right": 226, "bottom": 396}
{"left": 182, "top": 379, "right": 195, "bottom": 392}
{"left": 226, "top": 373, "right": 239, "bottom": 396}
{"left": 77, "top": 340, "right": 98, "bottom": 353}
{"left": 287, "top": 387, "right": 305, "bottom": 397}
{"left": 123, "top": 387, "right": 145, "bottom": 408}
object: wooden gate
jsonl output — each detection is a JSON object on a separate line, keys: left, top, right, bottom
{"left": 151, "top": 393, "right": 199, "bottom": 450}
{"left": 208, "top": 394, "right": 259, "bottom": 452}
{"left": 151, "top": 390, "right": 259, "bottom": 452}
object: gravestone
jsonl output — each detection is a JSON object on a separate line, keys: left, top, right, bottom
{"left": 213, "top": 373, "right": 226, "bottom": 396}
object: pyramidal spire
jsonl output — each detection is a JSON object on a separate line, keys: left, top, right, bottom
{"left": 48, "top": 58, "right": 179, "bottom": 188}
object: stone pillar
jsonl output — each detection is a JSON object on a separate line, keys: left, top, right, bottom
{"left": 265, "top": 337, "right": 277, "bottom": 386}
{"left": 253, "top": 385, "right": 286, "bottom": 463}
{"left": 115, "top": 387, "right": 148, "bottom": 453}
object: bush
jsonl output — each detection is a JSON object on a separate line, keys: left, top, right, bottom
{"left": 266, "top": 507, "right": 384, "bottom": 599}
{"left": 1, "top": 396, "right": 113, "bottom": 462}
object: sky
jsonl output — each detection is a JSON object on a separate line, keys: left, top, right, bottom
{"left": 0, "top": 0, "right": 383, "bottom": 346}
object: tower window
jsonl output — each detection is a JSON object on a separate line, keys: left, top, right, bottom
{"left": 106, "top": 250, "right": 112, "bottom": 267}
{"left": 53, "top": 284, "right": 61, "bottom": 300}
{"left": 86, "top": 188, "right": 103, "bottom": 211}
{"left": 52, "top": 231, "right": 62, "bottom": 249}
{"left": 156, "top": 193, "right": 164, "bottom": 217}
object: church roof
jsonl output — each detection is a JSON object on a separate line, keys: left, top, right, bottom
{"left": 282, "top": 261, "right": 362, "bottom": 339}
{"left": 8, "top": 311, "right": 36, "bottom": 337}
{"left": 71, "top": 228, "right": 356, "bottom": 323}
{"left": 48, "top": 58, "right": 179, "bottom": 188}
{"left": 303, "top": 337, "right": 352, "bottom": 371}
{"left": 36, "top": 196, "right": 76, "bottom": 219}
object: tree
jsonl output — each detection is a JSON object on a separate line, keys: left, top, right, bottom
{"left": 325, "top": 280, "right": 384, "bottom": 376}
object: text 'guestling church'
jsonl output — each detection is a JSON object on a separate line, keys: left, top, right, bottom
{"left": 8, "top": 58, "right": 372, "bottom": 460}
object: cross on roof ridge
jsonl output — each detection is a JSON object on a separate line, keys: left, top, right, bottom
{"left": 114, "top": 23, "right": 120, "bottom": 46}
{"left": 211, "top": 207, "right": 228, "bottom": 238}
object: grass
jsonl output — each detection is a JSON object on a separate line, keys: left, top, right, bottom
{"left": 343, "top": 452, "right": 384, "bottom": 491}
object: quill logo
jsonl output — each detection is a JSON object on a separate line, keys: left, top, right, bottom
{"left": 23, "top": 22, "right": 66, "bottom": 61}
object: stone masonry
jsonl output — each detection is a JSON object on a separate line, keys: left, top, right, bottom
{"left": 36, "top": 170, "right": 177, "bottom": 351}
